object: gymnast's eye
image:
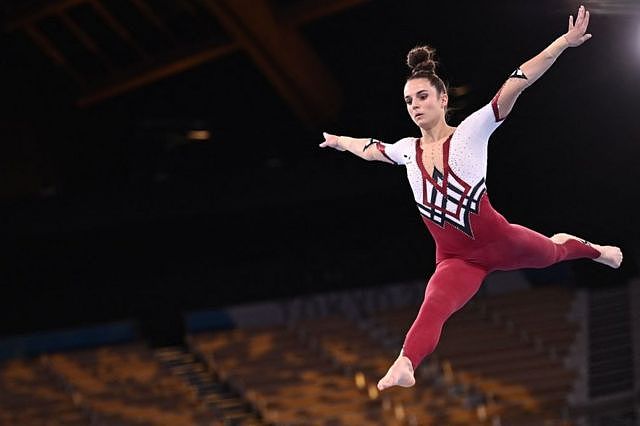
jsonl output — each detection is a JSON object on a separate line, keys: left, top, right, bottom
{"left": 404, "top": 97, "right": 412, "bottom": 105}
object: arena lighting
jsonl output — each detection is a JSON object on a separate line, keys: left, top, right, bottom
{"left": 582, "top": 1, "right": 640, "bottom": 65}
{"left": 186, "top": 129, "right": 210, "bottom": 141}
{"left": 578, "top": 0, "right": 639, "bottom": 17}
{"left": 637, "top": 23, "right": 640, "bottom": 58}
{"left": 451, "top": 85, "right": 470, "bottom": 97}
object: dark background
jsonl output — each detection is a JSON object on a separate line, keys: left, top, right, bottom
{"left": 0, "top": 0, "right": 638, "bottom": 343}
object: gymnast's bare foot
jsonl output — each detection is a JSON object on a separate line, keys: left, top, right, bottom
{"left": 551, "top": 233, "right": 623, "bottom": 269}
{"left": 377, "top": 354, "right": 415, "bottom": 391}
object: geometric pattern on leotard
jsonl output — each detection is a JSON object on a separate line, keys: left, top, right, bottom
{"left": 416, "top": 168, "right": 486, "bottom": 238}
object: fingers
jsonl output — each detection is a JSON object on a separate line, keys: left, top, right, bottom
{"left": 576, "top": 9, "right": 589, "bottom": 39}
{"left": 575, "top": 5, "right": 590, "bottom": 30}
{"left": 576, "top": 5, "right": 585, "bottom": 26}
{"left": 583, "top": 10, "right": 590, "bottom": 30}
{"left": 567, "top": 5, "right": 591, "bottom": 46}
{"left": 319, "top": 131, "right": 334, "bottom": 148}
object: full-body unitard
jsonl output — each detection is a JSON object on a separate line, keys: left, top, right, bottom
{"left": 375, "top": 95, "right": 599, "bottom": 369}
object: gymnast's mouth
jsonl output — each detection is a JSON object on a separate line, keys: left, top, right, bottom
{"left": 414, "top": 113, "right": 424, "bottom": 119}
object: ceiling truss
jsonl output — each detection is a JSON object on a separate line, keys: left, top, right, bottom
{"left": 5, "top": 0, "right": 370, "bottom": 126}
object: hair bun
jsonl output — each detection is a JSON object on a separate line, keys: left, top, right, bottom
{"left": 407, "top": 45, "right": 437, "bottom": 74}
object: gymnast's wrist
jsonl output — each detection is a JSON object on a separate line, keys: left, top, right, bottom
{"left": 335, "top": 135, "right": 348, "bottom": 151}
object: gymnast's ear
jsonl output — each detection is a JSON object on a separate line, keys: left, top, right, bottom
{"left": 440, "top": 91, "right": 448, "bottom": 108}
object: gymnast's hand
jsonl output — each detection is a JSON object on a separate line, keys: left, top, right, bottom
{"left": 319, "top": 132, "right": 346, "bottom": 151}
{"left": 563, "top": 5, "right": 592, "bottom": 47}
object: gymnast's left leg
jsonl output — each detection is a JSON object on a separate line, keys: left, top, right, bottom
{"left": 495, "top": 224, "right": 623, "bottom": 270}
{"left": 377, "top": 258, "right": 487, "bottom": 391}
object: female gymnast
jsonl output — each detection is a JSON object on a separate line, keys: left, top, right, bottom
{"left": 319, "top": 5, "right": 622, "bottom": 391}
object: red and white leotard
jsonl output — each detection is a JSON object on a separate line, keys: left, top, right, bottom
{"left": 374, "top": 100, "right": 599, "bottom": 368}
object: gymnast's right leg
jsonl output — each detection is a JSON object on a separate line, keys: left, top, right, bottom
{"left": 377, "top": 258, "right": 487, "bottom": 391}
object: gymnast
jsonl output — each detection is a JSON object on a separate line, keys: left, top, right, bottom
{"left": 319, "top": 5, "right": 622, "bottom": 391}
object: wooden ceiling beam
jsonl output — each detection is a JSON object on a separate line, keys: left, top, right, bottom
{"left": 58, "top": 12, "right": 114, "bottom": 70}
{"left": 24, "top": 24, "right": 85, "bottom": 84}
{"left": 5, "top": 0, "right": 87, "bottom": 31}
{"left": 8, "top": 0, "right": 371, "bottom": 118}
{"left": 89, "top": 0, "right": 147, "bottom": 58}
{"left": 128, "top": 0, "right": 176, "bottom": 42}
{"left": 283, "top": 0, "right": 370, "bottom": 25}
{"left": 198, "top": 0, "right": 341, "bottom": 126}
{"left": 77, "top": 41, "right": 238, "bottom": 107}
{"left": 7, "top": 0, "right": 371, "bottom": 30}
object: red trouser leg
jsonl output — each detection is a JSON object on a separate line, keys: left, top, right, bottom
{"left": 491, "top": 224, "right": 601, "bottom": 270}
{"left": 402, "top": 258, "right": 487, "bottom": 369}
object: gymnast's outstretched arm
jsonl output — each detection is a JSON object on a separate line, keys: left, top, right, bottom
{"left": 492, "top": 5, "right": 592, "bottom": 121}
{"left": 318, "top": 132, "right": 394, "bottom": 163}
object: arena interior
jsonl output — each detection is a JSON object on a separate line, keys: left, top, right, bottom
{"left": 1, "top": 1, "right": 639, "bottom": 425}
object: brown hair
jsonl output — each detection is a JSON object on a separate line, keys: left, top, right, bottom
{"left": 406, "top": 45, "right": 447, "bottom": 96}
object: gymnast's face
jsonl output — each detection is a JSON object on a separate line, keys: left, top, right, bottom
{"left": 404, "top": 78, "right": 447, "bottom": 129}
